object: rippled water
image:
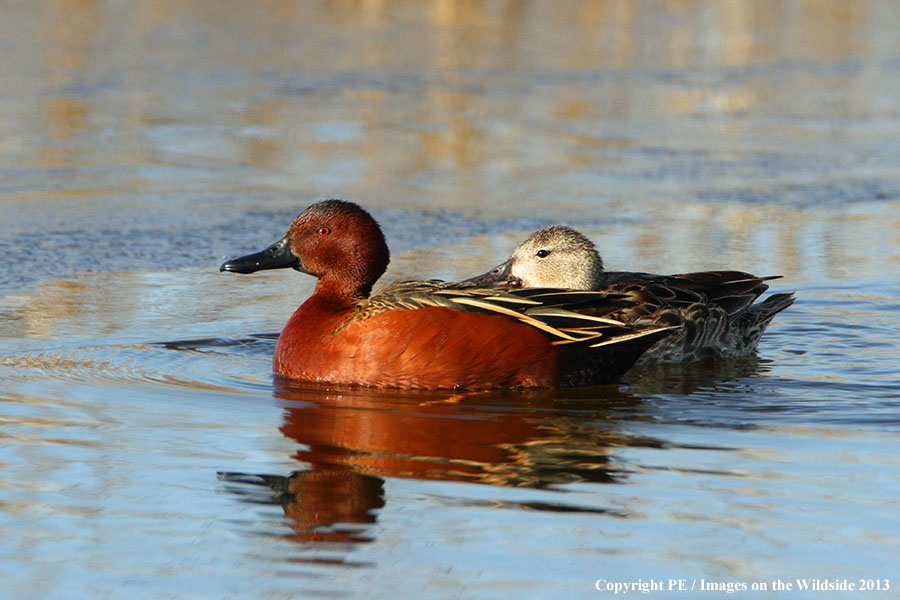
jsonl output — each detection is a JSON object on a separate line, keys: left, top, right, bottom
{"left": 2, "top": 2, "right": 900, "bottom": 598}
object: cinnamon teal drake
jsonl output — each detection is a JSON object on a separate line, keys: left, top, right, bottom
{"left": 464, "top": 225, "right": 795, "bottom": 364}
{"left": 220, "top": 201, "right": 674, "bottom": 389}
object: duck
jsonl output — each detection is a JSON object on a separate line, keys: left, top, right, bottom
{"left": 463, "top": 225, "right": 795, "bottom": 363}
{"left": 220, "top": 201, "right": 674, "bottom": 389}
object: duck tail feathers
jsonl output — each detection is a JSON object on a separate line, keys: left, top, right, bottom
{"left": 746, "top": 292, "right": 795, "bottom": 325}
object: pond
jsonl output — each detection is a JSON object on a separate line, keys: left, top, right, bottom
{"left": 2, "top": 2, "right": 899, "bottom": 598}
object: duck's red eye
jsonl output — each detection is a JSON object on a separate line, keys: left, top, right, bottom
{"left": 317, "top": 226, "right": 331, "bottom": 236}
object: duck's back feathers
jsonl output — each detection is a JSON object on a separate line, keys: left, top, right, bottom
{"left": 595, "top": 271, "right": 794, "bottom": 363}
{"left": 600, "top": 270, "right": 778, "bottom": 316}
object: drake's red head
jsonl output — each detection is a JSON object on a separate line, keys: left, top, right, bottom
{"left": 221, "top": 199, "right": 390, "bottom": 299}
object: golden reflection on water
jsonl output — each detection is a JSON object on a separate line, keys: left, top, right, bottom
{"left": 5, "top": 0, "right": 896, "bottom": 283}
{"left": 8, "top": 0, "right": 897, "bottom": 275}
{"left": 15, "top": 0, "right": 897, "bottom": 170}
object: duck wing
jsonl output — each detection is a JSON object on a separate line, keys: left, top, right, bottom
{"left": 601, "top": 270, "right": 778, "bottom": 317}
{"left": 355, "top": 279, "right": 675, "bottom": 348}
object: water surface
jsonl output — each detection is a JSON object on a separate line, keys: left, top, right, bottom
{"left": 2, "top": 2, "right": 900, "bottom": 598}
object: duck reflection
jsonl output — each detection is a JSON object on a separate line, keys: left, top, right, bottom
{"left": 624, "top": 355, "right": 766, "bottom": 395}
{"left": 220, "top": 358, "right": 768, "bottom": 548}
{"left": 218, "top": 382, "right": 642, "bottom": 550}
{"left": 218, "top": 469, "right": 384, "bottom": 546}
{"left": 273, "top": 380, "right": 646, "bottom": 489}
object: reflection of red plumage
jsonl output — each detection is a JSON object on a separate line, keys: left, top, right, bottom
{"left": 219, "top": 469, "right": 384, "bottom": 547}
{"left": 281, "top": 392, "right": 542, "bottom": 484}
{"left": 280, "top": 470, "right": 383, "bottom": 545}
{"left": 275, "top": 383, "right": 628, "bottom": 488}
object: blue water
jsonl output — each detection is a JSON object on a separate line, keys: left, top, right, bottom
{"left": 2, "top": 2, "right": 900, "bottom": 599}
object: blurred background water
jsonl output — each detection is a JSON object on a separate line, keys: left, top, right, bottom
{"left": 1, "top": 1, "right": 899, "bottom": 598}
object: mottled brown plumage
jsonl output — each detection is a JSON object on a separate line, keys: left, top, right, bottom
{"left": 465, "top": 226, "right": 795, "bottom": 363}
